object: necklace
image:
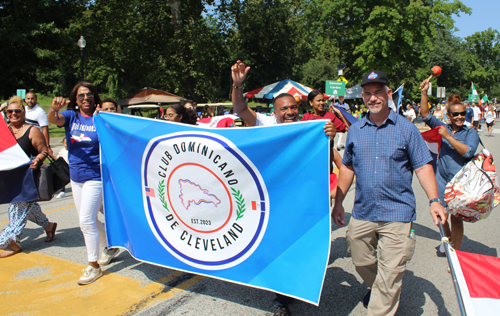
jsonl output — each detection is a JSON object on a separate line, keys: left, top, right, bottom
{"left": 10, "top": 123, "right": 25, "bottom": 134}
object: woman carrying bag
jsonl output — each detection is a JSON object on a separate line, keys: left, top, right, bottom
{"left": 420, "top": 79, "right": 479, "bottom": 251}
{"left": 0, "top": 97, "right": 57, "bottom": 258}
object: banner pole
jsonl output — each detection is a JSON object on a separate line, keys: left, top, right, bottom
{"left": 438, "top": 221, "right": 467, "bottom": 316}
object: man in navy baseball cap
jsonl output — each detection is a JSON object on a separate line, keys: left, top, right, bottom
{"left": 360, "top": 70, "right": 389, "bottom": 87}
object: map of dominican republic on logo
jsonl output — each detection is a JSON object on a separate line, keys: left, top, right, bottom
{"left": 141, "top": 131, "right": 269, "bottom": 270}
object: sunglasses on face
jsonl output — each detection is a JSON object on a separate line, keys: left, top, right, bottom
{"left": 77, "top": 92, "right": 94, "bottom": 101}
{"left": 6, "top": 109, "right": 22, "bottom": 114}
{"left": 102, "top": 107, "right": 116, "bottom": 111}
{"left": 450, "top": 111, "right": 466, "bottom": 117}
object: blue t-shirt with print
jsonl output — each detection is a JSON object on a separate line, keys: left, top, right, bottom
{"left": 61, "top": 110, "right": 101, "bottom": 182}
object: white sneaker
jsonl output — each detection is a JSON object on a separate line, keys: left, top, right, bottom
{"left": 56, "top": 192, "right": 65, "bottom": 198}
{"left": 97, "top": 247, "right": 119, "bottom": 266}
{"left": 77, "top": 265, "right": 103, "bottom": 285}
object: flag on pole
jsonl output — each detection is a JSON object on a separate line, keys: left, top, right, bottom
{"left": 94, "top": 113, "right": 331, "bottom": 305}
{"left": 0, "top": 118, "right": 39, "bottom": 203}
{"left": 447, "top": 244, "right": 500, "bottom": 316}
{"left": 471, "top": 82, "right": 478, "bottom": 95}
{"left": 483, "top": 95, "right": 489, "bottom": 103}
{"left": 390, "top": 84, "right": 405, "bottom": 113}
{"left": 421, "top": 127, "right": 442, "bottom": 173}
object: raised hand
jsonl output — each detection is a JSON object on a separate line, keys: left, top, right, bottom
{"left": 51, "top": 97, "right": 69, "bottom": 112}
{"left": 231, "top": 60, "right": 250, "bottom": 86}
{"left": 420, "top": 79, "right": 430, "bottom": 93}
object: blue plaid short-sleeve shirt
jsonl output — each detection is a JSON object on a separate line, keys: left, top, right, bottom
{"left": 342, "top": 109, "right": 432, "bottom": 222}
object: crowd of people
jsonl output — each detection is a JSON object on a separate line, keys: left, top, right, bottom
{"left": 0, "top": 60, "right": 496, "bottom": 316}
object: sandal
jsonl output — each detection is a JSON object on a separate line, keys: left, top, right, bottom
{"left": 0, "top": 241, "right": 22, "bottom": 258}
{"left": 45, "top": 222, "right": 57, "bottom": 242}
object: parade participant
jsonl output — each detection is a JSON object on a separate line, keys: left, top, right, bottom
{"left": 48, "top": 82, "right": 117, "bottom": 285}
{"left": 180, "top": 99, "right": 195, "bottom": 110}
{"left": 332, "top": 71, "right": 447, "bottom": 316}
{"left": 232, "top": 60, "right": 336, "bottom": 316}
{"left": 24, "top": 92, "right": 52, "bottom": 156}
{"left": 165, "top": 103, "right": 198, "bottom": 125}
{"left": 302, "top": 90, "right": 348, "bottom": 129}
{"left": 1, "top": 97, "right": 57, "bottom": 258}
{"left": 331, "top": 95, "right": 350, "bottom": 150}
{"left": 434, "top": 105, "right": 444, "bottom": 121}
{"left": 420, "top": 79, "right": 479, "bottom": 252}
{"left": 404, "top": 104, "right": 416, "bottom": 123}
{"left": 101, "top": 97, "right": 121, "bottom": 113}
{"left": 464, "top": 101, "right": 474, "bottom": 128}
{"left": 471, "top": 102, "right": 481, "bottom": 131}
{"left": 485, "top": 104, "right": 496, "bottom": 137}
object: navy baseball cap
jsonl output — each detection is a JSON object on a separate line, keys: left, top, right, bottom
{"left": 361, "top": 71, "right": 389, "bottom": 87}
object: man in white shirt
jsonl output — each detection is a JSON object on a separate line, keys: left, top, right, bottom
{"left": 472, "top": 102, "right": 481, "bottom": 132}
{"left": 25, "top": 92, "right": 52, "bottom": 155}
{"left": 231, "top": 60, "right": 335, "bottom": 316}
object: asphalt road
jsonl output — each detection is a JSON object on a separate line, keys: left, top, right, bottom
{"left": 1, "top": 125, "right": 499, "bottom": 316}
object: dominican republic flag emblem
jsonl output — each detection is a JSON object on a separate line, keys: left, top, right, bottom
{"left": 71, "top": 131, "right": 92, "bottom": 143}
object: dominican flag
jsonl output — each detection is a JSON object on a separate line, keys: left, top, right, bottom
{"left": 0, "top": 119, "right": 39, "bottom": 203}
{"left": 196, "top": 114, "right": 240, "bottom": 128}
{"left": 447, "top": 244, "right": 500, "bottom": 315}
{"left": 421, "top": 127, "right": 442, "bottom": 173}
{"left": 0, "top": 118, "right": 31, "bottom": 170}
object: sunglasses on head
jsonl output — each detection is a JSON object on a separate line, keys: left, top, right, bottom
{"left": 77, "top": 92, "right": 94, "bottom": 101}
{"left": 450, "top": 111, "right": 466, "bottom": 117}
{"left": 6, "top": 109, "right": 22, "bottom": 114}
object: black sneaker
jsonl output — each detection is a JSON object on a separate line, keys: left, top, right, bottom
{"left": 363, "top": 289, "right": 371, "bottom": 308}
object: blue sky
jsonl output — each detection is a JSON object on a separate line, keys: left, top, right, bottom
{"left": 453, "top": 0, "right": 500, "bottom": 38}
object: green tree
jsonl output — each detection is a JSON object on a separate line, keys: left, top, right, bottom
{"left": 464, "top": 28, "right": 500, "bottom": 97}
{"left": 298, "top": 0, "right": 470, "bottom": 92}
{"left": 0, "top": 0, "right": 87, "bottom": 98}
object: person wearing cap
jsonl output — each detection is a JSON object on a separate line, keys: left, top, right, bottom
{"left": 332, "top": 70, "right": 447, "bottom": 316}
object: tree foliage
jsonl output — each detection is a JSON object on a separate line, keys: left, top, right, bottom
{"left": 2, "top": 0, "right": 500, "bottom": 103}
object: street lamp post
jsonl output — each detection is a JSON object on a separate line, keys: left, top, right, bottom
{"left": 78, "top": 36, "right": 87, "bottom": 81}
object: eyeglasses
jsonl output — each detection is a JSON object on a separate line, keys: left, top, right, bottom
{"left": 102, "top": 107, "right": 116, "bottom": 112}
{"left": 77, "top": 92, "right": 94, "bottom": 101}
{"left": 6, "top": 109, "right": 22, "bottom": 114}
{"left": 450, "top": 111, "right": 466, "bottom": 117}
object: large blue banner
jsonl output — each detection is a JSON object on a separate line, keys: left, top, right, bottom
{"left": 95, "top": 113, "right": 331, "bottom": 305}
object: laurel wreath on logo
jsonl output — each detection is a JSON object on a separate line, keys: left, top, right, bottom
{"left": 231, "top": 188, "right": 246, "bottom": 220}
{"left": 158, "top": 180, "right": 170, "bottom": 212}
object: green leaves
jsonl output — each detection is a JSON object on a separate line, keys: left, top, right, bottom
{"left": 158, "top": 180, "right": 170, "bottom": 212}
{"left": 231, "top": 188, "right": 246, "bottom": 221}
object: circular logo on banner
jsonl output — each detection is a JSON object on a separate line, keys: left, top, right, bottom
{"left": 141, "top": 131, "right": 269, "bottom": 270}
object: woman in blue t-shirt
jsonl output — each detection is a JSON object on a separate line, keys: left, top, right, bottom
{"left": 48, "top": 82, "right": 117, "bottom": 285}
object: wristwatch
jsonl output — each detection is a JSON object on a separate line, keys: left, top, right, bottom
{"left": 429, "top": 198, "right": 441, "bottom": 206}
